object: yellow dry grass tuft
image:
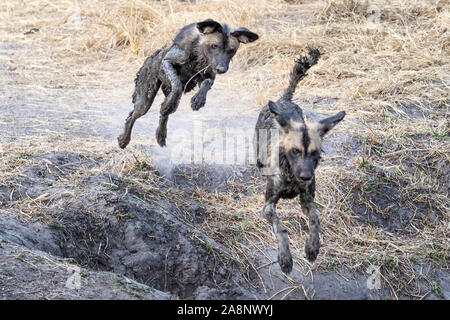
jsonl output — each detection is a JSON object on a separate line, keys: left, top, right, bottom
{"left": 1, "top": 0, "right": 448, "bottom": 103}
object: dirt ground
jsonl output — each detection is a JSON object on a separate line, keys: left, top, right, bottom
{"left": 0, "top": 0, "right": 449, "bottom": 300}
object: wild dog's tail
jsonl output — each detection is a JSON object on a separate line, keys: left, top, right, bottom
{"left": 281, "top": 46, "right": 321, "bottom": 101}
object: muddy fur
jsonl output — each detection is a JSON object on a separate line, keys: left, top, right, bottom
{"left": 254, "top": 47, "right": 346, "bottom": 273}
{"left": 118, "top": 19, "right": 258, "bottom": 148}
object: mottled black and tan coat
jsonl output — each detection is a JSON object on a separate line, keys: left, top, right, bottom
{"left": 118, "top": 19, "right": 258, "bottom": 148}
{"left": 254, "top": 47, "right": 346, "bottom": 274}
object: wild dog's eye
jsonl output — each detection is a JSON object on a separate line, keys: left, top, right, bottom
{"left": 211, "top": 44, "right": 218, "bottom": 49}
{"left": 291, "top": 148, "right": 301, "bottom": 155}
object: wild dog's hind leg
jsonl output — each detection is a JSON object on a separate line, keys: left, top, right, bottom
{"left": 118, "top": 79, "right": 161, "bottom": 149}
{"left": 155, "top": 49, "right": 185, "bottom": 147}
{"left": 264, "top": 179, "right": 293, "bottom": 274}
{"left": 299, "top": 180, "right": 320, "bottom": 262}
{"left": 155, "top": 80, "right": 182, "bottom": 146}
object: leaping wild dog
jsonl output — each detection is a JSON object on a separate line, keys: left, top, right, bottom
{"left": 254, "top": 47, "right": 346, "bottom": 274}
{"left": 118, "top": 19, "right": 259, "bottom": 148}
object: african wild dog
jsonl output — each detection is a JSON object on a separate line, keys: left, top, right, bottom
{"left": 118, "top": 19, "right": 259, "bottom": 148}
{"left": 254, "top": 47, "right": 345, "bottom": 274}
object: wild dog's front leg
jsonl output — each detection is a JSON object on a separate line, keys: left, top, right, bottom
{"left": 299, "top": 180, "right": 320, "bottom": 262}
{"left": 191, "top": 78, "right": 214, "bottom": 111}
{"left": 156, "top": 47, "right": 186, "bottom": 147}
{"left": 264, "top": 180, "right": 293, "bottom": 274}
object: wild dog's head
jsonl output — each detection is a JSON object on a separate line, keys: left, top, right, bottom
{"left": 196, "top": 19, "right": 258, "bottom": 74}
{"left": 268, "top": 100, "right": 345, "bottom": 182}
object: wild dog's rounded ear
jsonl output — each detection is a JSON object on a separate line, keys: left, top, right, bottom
{"left": 197, "top": 19, "right": 223, "bottom": 34}
{"left": 268, "top": 100, "right": 289, "bottom": 129}
{"left": 318, "top": 111, "right": 346, "bottom": 137}
{"left": 230, "top": 28, "right": 259, "bottom": 44}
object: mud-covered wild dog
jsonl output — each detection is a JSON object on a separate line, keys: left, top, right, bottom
{"left": 118, "top": 19, "right": 259, "bottom": 148}
{"left": 254, "top": 47, "right": 345, "bottom": 274}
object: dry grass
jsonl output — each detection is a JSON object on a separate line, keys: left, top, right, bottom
{"left": 1, "top": 0, "right": 448, "bottom": 101}
{"left": 0, "top": 0, "right": 449, "bottom": 299}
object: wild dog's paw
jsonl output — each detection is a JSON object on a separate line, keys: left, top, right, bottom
{"left": 117, "top": 133, "right": 131, "bottom": 149}
{"left": 305, "top": 236, "right": 320, "bottom": 262}
{"left": 278, "top": 249, "right": 293, "bottom": 274}
{"left": 191, "top": 93, "right": 207, "bottom": 111}
{"left": 155, "top": 125, "right": 167, "bottom": 147}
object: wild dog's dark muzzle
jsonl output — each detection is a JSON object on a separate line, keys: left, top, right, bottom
{"left": 215, "top": 65, "right": 228, "bottom": 74}
{"left": 296, "top": 159, "right": 315, "bottom": 182}
{"left": 299, "top": 172, "right": 312, "bottom": 181}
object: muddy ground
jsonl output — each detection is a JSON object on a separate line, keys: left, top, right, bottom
{"left": 0, "top": 150, "right": 447, "bottom": 300}
{"left": 0, "top": 39, "right": 448, "bottom": 300}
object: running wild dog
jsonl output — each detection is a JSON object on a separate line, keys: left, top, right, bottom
{"left": 118, "top": 19, "right": 259, "bottom": 148}
{"left": 254, "top": 47, "right": 345, "bottom": 274}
